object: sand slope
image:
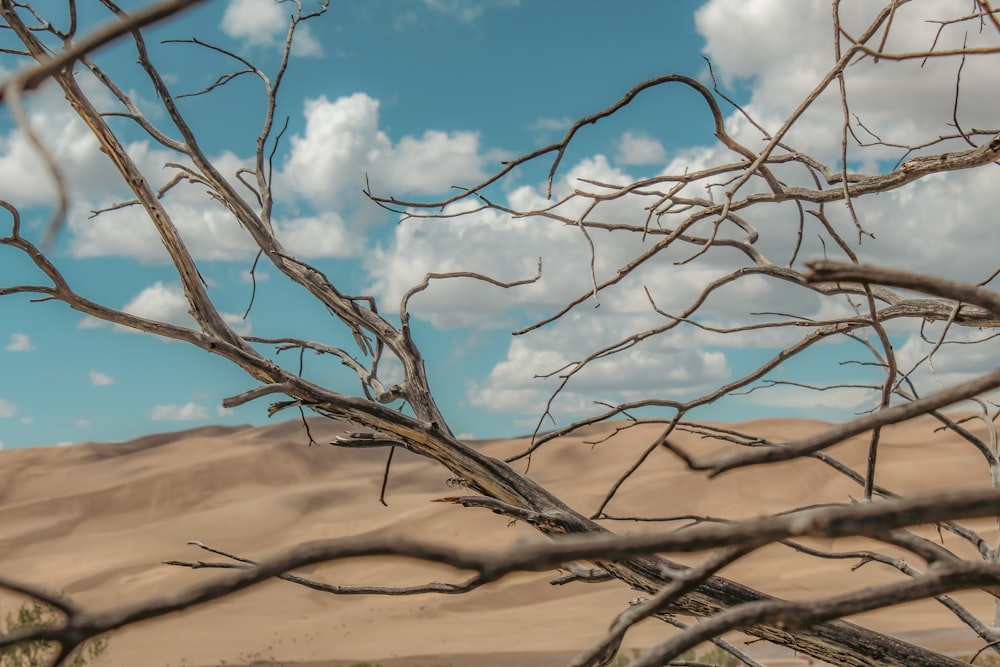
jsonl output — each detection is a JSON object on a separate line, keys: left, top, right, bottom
{"left": 1, "top": 415, "right": 997, "bottom": 666}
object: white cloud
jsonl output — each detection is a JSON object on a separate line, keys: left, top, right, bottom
{"left": 291, "top": 24, "right": 323, "bottom": 57}
{"left": 850, "top": 168, "right": 1000, "bottom": 285}
{"left": 151, "top": 402, "right": 209, "bottom": 421}
{"left": 5, "top": 333, "right": 33, "bottom": 352}
{"left": 696, "top": 0, "right": 828, "bottom": 86}
{"left": 276, "top": 212, "right": 362, "bottom": 258}
{"left": 367, "top": 206, "right": 585, "bottom": 328}
{"left": 366, "top": 146, "right": 833, "bottom": 336}
{"left": 69, "top": 197, "right": 258, "bottom": 263}
{"left": 0, "top": 399, "right": 15, "bottom": 419}
{"left": 467, "top": 312, "right": 732, "bottom": 419}
{"left": 623, "top": 0, "right": 1000, "bottom": 303}
{"left": 117, "top": 282, "right": 251, "bottom": 336}
{"left": 221, "top": 0, "right": 286, "bottom": 46}
{"left": 0, "top": 77, "right": 273, "bottom": 265}
{"left": 694, "top": 0, "right": 999, "bottom": 167}
{"left": 743, "top": 384, "right": 881, "bottom": 412}
{"left": 20, "top": 416, "right": 32, "bottom": 425}
{"left": 282, "top": 93, "right": 489, "bottom": 207}
{"left": 223, "top": 313, "right": 252, "bottom": 336}
{"left": 217, "top": 405, "right": 234, "bottom": 417}
{"left": 122, "top": 281, "right": 196, "bottom": 329}
{"left": 77, "top": 316, "right": 105, "bottom": 330}
{"left": 894, "top": 326, "right": 1000, "bottom": 398}
{"left": 221, "top": 0, "right": 323, "bottom": 56}
{"left": 17, "top": 88, "right": 492, "bottom": 264}
{"left": 614, "top": 131, "right": 666, "bottom": 166}
{"left": 364, "top": 1, "right": 1000, "bottom": 427}
{"left": 530, "top": 116, "right": 573, "bottom": 132}
{"left": 381, "top": 130, "right": 485, "bottom": 193}
{"left": 240, "top": 269, "right": 270, "bottom": 283}
{"left": 0, "top": 441, "right": 4, "bottom": 450}
{"left": 89, "top": 370, "right": 114, "bottom": 387}
{"left": 68, "top": 148, "right": 264, "bottom": 263}
{"left": 238, "top": 269, "right": 267, "bottom": 285}
{"left": 281, "top": 94, "right": 389, "bottom": 205}
{"left": 0, "top": 83, "right": 122, "bottom": 207}
{"left": 366, "top": 154, "right": 649, "bottom": 328}
{"left": 74, "top": 419, "right": 90, "bottom": 429}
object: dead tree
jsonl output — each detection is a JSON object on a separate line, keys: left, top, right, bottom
{"left": 2, "top": 1, "right": 1000, "bottom": 666}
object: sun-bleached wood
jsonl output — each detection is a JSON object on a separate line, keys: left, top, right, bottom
{"left": 3, "top": 1, "right": 1000, "bottom": 666}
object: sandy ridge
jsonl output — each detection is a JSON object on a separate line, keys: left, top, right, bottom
{"left": 1, "top": 415, "right": 996, "bottom": 665}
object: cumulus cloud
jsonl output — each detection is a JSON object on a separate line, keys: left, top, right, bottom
{"left": 383, "top": 130, "right": 485, "bottom": 192}
{"left": 0, "top": 73, "right": 265, "bottom": 265}
{"left": 118, "top": 282, "right": 251, "bottom": 335}
{"left": 77, "top": 317, "right": 106, "bottom": 330}
{"left": 221, "top": 0, "right": 285, "bottom": 44}
{"left": 680, "top": 1, "right": 1000, "bottom": 287}
{"left": 894, "top": 326, "right": 1000, "bottom": 400}
{"left": 70, "top": 199, "right": 258, "bottom": 263}
{"left": 89, "top": 371, "right": 114, "bottom": 387}
{"left": 367, "top": 143, "right": 830, "bottom": 334}
{"left": 282, "top": 93, "right": 389, "bottom": 204}
{"left": 68, "top": 149, "right": 265, "bottom": 263}
{"left": 221, "top": 0, "right": 324, "bottom": 55}
{"left": 11, "top": 87, "right": 492, "bottom": 264}
{"left": 366, "top": 1, "right": 1000, "bottom": 426}
{"left": 743, "top": 384, "right": 882, "bottom": 413}
{"left": 282, "top": 93, "right": 489, "bottom": 207}
{"left": 294, "top": 25, "right": 323, "bottom": 57}
{"left": 0, "top": 399, "right": 15, "bottom": 418}
{"left": 614, "top": 131, "right": 667, "bottom": 166}
{"left": 694, "top": 0, "right": 998, "bottom": 167}
{"left": 8, "top": 91, "right": 343, "bottom": 265}
{"left": 122, "top": 281, "right": 196, "bottom": 329}
{"left": 151, "top": 402, "right": 209, "bottom": 421}
{"left": 70, "top": 186, "right": 357, "bottom": 264}
{"left": 277, "top": 211, "right": 363, "bottom": 258}
{"left": 366, "top": 154, "right": 647, "bottom": 328}
{"left": 5, "top": 333, "right": 33, "bottom": 352}
{"left": 0, "top": 83, "right": 123, "bottom": 207}
{"left": 366, "top": 206, "right": 586, "bottom": 328}
{"left": 468, "top": 312, "right": 733, "bottom": 419}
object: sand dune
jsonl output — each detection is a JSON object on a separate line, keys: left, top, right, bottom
{"left": 1, "top": 414, "right": 997, "bottom": 666}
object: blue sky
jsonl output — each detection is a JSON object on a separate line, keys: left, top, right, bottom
{"left": 2, "top": 0, "right": 999, "bottom": 448}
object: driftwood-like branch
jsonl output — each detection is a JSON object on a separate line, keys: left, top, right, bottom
{"left": 806, "top": 260, "right": 1000, "bottom": 318}
{"left": 0, "top": 0, "right": 205, "bottom": 100}
{"left": 4, "top": 1, "right": 1000, "bottom": 666}
{"left": 693, "top": 367, "right": 1000, "bottom": 475}
{"left": 9, "top": 488, "right": 1000, "bottom": 665}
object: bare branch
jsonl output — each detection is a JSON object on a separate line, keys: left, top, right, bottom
{"left": 0, "top": 0, "right": 205, "bottom": 100}
{"left": 807, "top": 261, "right": 1000, "bottom": 318}
{"left": 697, "top": 367, "right": 1000, "bottom": 474}
{"left": 5, "top": 3, "right": 1000, "bottom": 666}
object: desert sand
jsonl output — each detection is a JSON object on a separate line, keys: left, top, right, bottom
{"left": 1, "top": 414, "right": 998, "bottom": 666}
